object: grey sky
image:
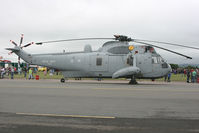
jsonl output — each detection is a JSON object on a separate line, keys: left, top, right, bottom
{"left": 0, "top": 0, "right": 199, "bottom": 64}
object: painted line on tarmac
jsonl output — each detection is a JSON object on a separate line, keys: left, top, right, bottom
{"left": 3, "top": 85, "right": 199, "bottom": 92}
{"left": 92, "top": 88, "right": 199, "bottom": 92}
{"left": 16, "top": 112, "right": 115, "bottom": 119}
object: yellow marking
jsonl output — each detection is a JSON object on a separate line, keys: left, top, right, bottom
{"left": 128, "top": 45, "right": 134, "bottom": 51}
{"left": 16, "top": 113, "right": 115, "bottom": 119}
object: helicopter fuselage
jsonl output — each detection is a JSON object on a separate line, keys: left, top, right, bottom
{"left": 15, "top": 41, "right": 171, "bottom": 80}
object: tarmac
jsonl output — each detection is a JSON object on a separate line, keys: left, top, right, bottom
{"left": 0, "top": 79, "right": 199, "bottom": 133}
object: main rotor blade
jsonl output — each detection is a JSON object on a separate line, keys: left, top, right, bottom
{"left": 36, "top": 38, "right": 114, "bottom": 45}
{"left": 20, "top": 34, "right": 24, "bottom": 46}
{"left": 133, "top": 39, "right": 199, "bottom": 50}
{"left": 10, "top": 40, "right": 18, "bottom": 46}
{"left": 134, "top": 41, "right": 192, "bottom": 59}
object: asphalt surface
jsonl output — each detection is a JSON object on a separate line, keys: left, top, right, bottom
{"left": 0, "top": 79, "right": 199, "bottom": 133}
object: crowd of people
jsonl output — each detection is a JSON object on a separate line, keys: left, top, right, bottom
{"left": 0, "top": 66, "right": 57, "bottom": 80}
{"left": 0, "top": 66, "right": 16, "bottom": 79}
{"left": 0, "top": 66, "right": 38, "bottom": 80}
{"left": 185, "top": 69, "right": 199, "bottom": 83}
{"left": 164, "top": 68, "right": 199, "bottom": 83}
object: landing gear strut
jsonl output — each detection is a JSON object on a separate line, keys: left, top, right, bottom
{"left": 129, "top": 76, "right": 137, "bottom": 85}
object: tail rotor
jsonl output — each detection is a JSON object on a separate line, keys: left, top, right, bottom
{"left": 8, "top": 34, "right": 34, "bottom": 67}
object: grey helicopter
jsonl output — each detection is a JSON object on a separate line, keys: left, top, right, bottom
{"left": 6, "top": 34, "right": 199, "bottom": 84}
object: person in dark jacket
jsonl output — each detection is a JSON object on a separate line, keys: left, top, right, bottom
{"left": 187, "top": 69, "right": 190, "bottom": 83}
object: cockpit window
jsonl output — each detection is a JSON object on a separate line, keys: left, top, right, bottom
{"left": 108, "top": 46, "right": 130, "bottom": 54}
{"left": 162, "top": 62, "right": 168, "bottom": 68}
{"left": 157, "top": 57, "right": 165, "bottom": 63}
{"left": 145, "top": 46, "right": 156, "bottom": 53}
{"left": 152, "top": 56, "right": 164, "bottom": 64}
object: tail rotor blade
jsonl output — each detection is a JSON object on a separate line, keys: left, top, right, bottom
{"left": 20, "top": 34, "right": 24, "bottom": 47}
{"left": 22, "top": 42, "right": 34, "bottom": 48}
{"left": 10, "top": 40, "right": 18, "bottom": 46}
{"left": 8, "top": 51, "right": 13, "bottom": 55}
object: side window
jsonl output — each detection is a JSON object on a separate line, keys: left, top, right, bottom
{"left": 96, "top": 58, "right": 102, "bottom": 66}
{"left": 108, "top": 46, "right": 130, "bottom": 54}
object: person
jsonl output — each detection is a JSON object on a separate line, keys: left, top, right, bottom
{"left": 6, "top": 67, "right": 9, "bottom": 76}
{"left": 183, "top": 69, "right": 187, "bottom": 77}
{"left": 18, "top": 67, "right": 21, "bottom": 75}
{"left": 49, "top": 69, "right": 53, "bottom": 76}
{"left": 23, "top": 66, "right": 27, "bottom": 79}
{"left": 44, "top": 69, "right": 47, "bottom": 76}
{"left": 164, "top": 74, "right": 167, "bottom": 82}
{"left": 197, "top": 68, "right": 199, "bottom": 83}
{"left": 14, "top": 67, "right": 17, "bottom": 74}
{"left": 11, "top": 67, "right": 14, "bottom": 79}
{"left": 1, "top": 67, "right": 5, "bottom": 79}
{"left": 190, "top": 69, "right": 194, "bottom": 83}
{"left": 192, "top": 70, "right": 197, "bottom": 83}
{"left": 186, "top": 69, "right": 190, "bottom": 83}
{"left": 28, "top": 68, "right": 33, "bottom": 80}
{"left": 167, "top": 72, "right": 171, "bottom": 82}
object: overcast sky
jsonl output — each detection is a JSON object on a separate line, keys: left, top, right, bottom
{"left": 0, "top": 0, "right": 199, "bottom": 64}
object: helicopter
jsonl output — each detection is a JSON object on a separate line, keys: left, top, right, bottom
{"left": 6, "top": 34, "right": 199, "bottom": 84}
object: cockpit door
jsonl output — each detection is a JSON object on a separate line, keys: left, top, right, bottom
{"left": 137, "top": 54, "right": 152, "bottom": 73}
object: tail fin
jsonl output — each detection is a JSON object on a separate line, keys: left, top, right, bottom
{"left": 6, "top": 46, "right": 32, "bottom": 64}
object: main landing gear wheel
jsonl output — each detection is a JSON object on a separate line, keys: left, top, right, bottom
{"left": 129, "top": 76, "right": 138, "bottom": 85}
{"left": 60, "top": 78, "right": 65, "bottom": 83}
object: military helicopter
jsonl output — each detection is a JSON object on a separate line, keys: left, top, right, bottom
{"left": 6, "top": 34, "right": 199, "bottom": 84}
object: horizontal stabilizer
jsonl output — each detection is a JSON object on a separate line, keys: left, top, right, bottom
{"left": 6, "top": 47, "right": 20, "bottom": 51}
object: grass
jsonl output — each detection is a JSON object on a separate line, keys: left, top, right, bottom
{"left": 4, "top": 71, "right": 63, "bottom": 80}
{"left": 156, "top": 73, "right": 187, "bottom": 82}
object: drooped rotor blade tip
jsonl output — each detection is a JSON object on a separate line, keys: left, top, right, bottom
{"left": 134, "top": 41, "right": 193, "bottom": 59}
{"left": 35, "top": 42, "right": 43, "bottom": 45}
{"left": 8, "top": 51, "right": 13, "bottom": 55}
